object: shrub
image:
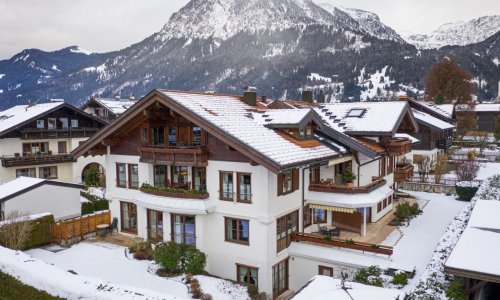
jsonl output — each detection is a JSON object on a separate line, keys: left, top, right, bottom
{"left": 80, "top": 190, "right": 109, "bottom": 214}
{"left": 190, "top": 278, "right": 202, "bottom": 299}
{"left": 322, "top": 236, "right": 331, "bottom": 241}
{"left": 83, "top": 165, "right": 101, "bottom": 188}
{"left": 93, "top": 199, "right": 109, "bottom": 211}
{"left": 81, "top": 201, "right": 95, "bottom": 215}
{"left": 23, "top": 214, "right": 54, "bottom": 250}
{"left": 409, "top": 203, "right": 421, "bottom": 216}
{"left": 455, "top": 181, "right": 480, "bottom": 201}
{"left": 345, "top": 239, "right": 355, "bottom": 245}
{"left": 184, "top": 246, "right": 207, "bottom": 275}
{"left": 155, "top": 242, "right": 183, "bottom": 273}
{"left": 354, "top": 266, "right": 383, "bottom": 287}
{"left": 446, "top": 277, "right": 467, "bottom": 300}
{"left": 454, "top": 159, "right": 480, "bottom": 181}
{"left": 200, "top": 294, "right": 213, "bottom": 300}
{"left": 392, "top": 272, "right": 408, "bottom": 286}
{"left": 246, "top": 285, "right": 260, "bottom": 299}
{"left": 0, "top": 213, "right": 53, "bottom": 250}
{"left": 0, "top": 271, "right": 63, "bottom": 300}
{"left": 342, "top": 170, "right": 357, "bottom": 183}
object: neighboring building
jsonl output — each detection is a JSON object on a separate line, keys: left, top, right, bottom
{"left": 72, "top": 89, "right": 417, "bottom": 297}
{"left": 444, "top": 200, "right": 500, "bottom": 300}
{"left": 0, "top": 176, "right": 83, "bottom": 221}
{"left": 456, "top": 103, "right": 500, "bottom": 134}
{"left": 408, "top": 98, "right": 455, "bottom": 124}
{"left": 81, "top": 96, "right": 137, "bottom": 122}
{"left": 0, "top": 101, "right": 107, "bottom": 184}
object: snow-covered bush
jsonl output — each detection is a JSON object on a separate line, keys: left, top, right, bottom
{"left": 475, "top": 175, "right": 500, "bottom": 200}
{"left": 455, "top": 181, "right": 480, "bottom": 201}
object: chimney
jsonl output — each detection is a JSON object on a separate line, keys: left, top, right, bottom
{"left": 243, "top": 86, "right": 257, "bottom": 106}
{"left": 302, "top": 87, "right": 313, "bottom": 103}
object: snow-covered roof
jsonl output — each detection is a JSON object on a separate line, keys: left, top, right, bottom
{"left": 472, "top": 103, "right": 500, "bottom": 112}
{"left": 411, "top": 109, "right": 455, "bottom": 130}
{"left": 445, "top": 200, "right": 500, "bottom": 280}
{"left": 291, "top": 275, "right": 402, "bottom": 300}
{"left": 253, "top": 109, "right": 312, "bottom": 127}
{"left": 160, "top": 90, "right": 341, "bottom": 167}
{"left": 91, "top": 98, "right": 137, "bottom": 115}
{"left": 133, "top": 192, "right": 215, "bottom": 215}
{"left": 0, "top": 102, "right": 63, "bottom": 135}
{"left": 0, "top": 177, "right": 45, "bottom": 201}
{"left": 409, "top": 100, "right": 454, "bottom": 120}
{"left": 306, "top": 185, "right": 393, "bottom": 208}
{"left": 314, "top": 102, "right": 411, "bottom": 135}
{"left": 394, "top": 133, "right": 419, "bottom": 144}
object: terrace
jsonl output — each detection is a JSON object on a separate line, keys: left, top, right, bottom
{"left": 394, "top": 163, "right": 414, "bottom": 183}
{"left": 1, "top": 153, "right": 75, "bottom": 167}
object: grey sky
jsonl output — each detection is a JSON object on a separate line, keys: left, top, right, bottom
{"left": 1, "top": 0, "right": 499, "bottom": 60}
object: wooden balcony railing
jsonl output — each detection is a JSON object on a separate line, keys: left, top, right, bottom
{"left": 380, "top": 138, "right": 412, "bottom": 156}
{"left": 291, "top": 232, "right": 393, "bottom": 256}
{"left": 394, "top": 164, "right": 414, "bottom": 183}
{"left": 308, "top": 178, "right": 386, "bottom": 194}
{"left": 1, "top": 153, "right": 75, "bottom": 167}
{"left": 140, "top": 184, "right": 209, "bottom": 200}
{"left": 139, "top": 145, "right": 208, "bottom": 167}
{"left": 20, "top": 127, "right": 100, "bottom": 140}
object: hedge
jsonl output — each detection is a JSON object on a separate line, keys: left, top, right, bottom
{"left": 22, "top": 214, "right": 54, "bottom": 250}
{"left": 455, "top": 182, "right": 480, "bottom": 201}
{"left": 80, "top": 190, "right": 109, "bottom": 215}
{"left": 0, "top": 271, "right": 63, "bottom": 300}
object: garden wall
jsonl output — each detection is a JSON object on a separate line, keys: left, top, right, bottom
{"left": 399, "top": 182, "right": 456, "bottom": 194}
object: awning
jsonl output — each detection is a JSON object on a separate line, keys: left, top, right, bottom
{"left": 133, "top": 192, "right": 216, "bottom": 215}
{"left": 309, "top": 204, "right": 354, "bottom": 214}
{"left": 328, "top": 155, "right": 353, "bottom": 166}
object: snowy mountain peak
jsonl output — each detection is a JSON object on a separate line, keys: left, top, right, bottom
{"left": 403, "top": 15, "right": 500, "bottom": 49}
{"left": 155, "top": 0, "right": 335, "bottom": 42}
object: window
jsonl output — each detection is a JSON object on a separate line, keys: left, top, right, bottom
{"left": 319, "top": 266, "right": 333, "bottom": 277}
{"left": 60, "top": 118, "right": 68, "bottom": 129}
{"left": 128, "top": 164, "right": 139, "bottom": 189}
{"left": 71, "top": 119, "right": 79, "bottom": 128}
{"left": 237, "top": 173, "right": 251, "bottom": 202}
{"left": 39, "top": 166, "right": 57, "bottom": 179}
{"left": 168, "top": 127, "right": 177, "bottom": 146}
{"left": 377, "top": 201, "right": 382, "bottom": 213}
{"left": 16, "top": 168, "right": 36, "bottom": 178}
{"left": 151, "top": 127, "right": 164, "bottom": 145}
{"left": 272, "top": 258, "right": 289, "bottom": 297}
{"left": 303, "top": 205, "right": 312, "bottom": 227}
{"left": 346, "top": 108, "right": 366, "bottom": 118}
{"left": 192, "top": 127, "right": 202, "bottom": 146}
{"left": 120, "top": 201, "right": 137, "bottom": 233}
{"left": 116, "top": 163, "right": 126, "bottom": 187}
{"left": 310, "top": 165, "right": 320, "bottom": 184}
{"left": 208, "top": 134, "right": 216, "bottom": 146}
{"left": 237, "top": 265, "right": 258, "bottom": 286}
{"left": 141, "top": 127, "right": 148, "bottom": 143}
{"left": 225, "top": 218, "right": 249, "bottom": 244}
{"left": 276, "top": 210, "right": 298, "bottom": 253}
{"left": 154, "top": 165, "right": 168, "bottom": 188}
{"left": 23, "top": 142, "right": 49, "bottom": 154}
{"left": 219, "top": 171, "right": 233, "bottom": 200}
{"left": 48, "top": 118, "right": 56, "bottom": 129}
{"left": 192, "top": 167, "right": 206, "bottom": 191}
{"left": 313, "top": 209, "right": 327, "bottom": 224}
{"left": 36, "top": 120, "right": 44, "bottom": 128}
{"left": 171, "top": 214, "right": 196, "bottom": 245}
{"left": 58, "top": 141, "right": 67, "bottom": 154}
{"left": 171, "top": 166, "right": 188, "bottom": 187}
{"left": 388, "top": 195, "right": 393, "bottom": 205}
{"left": 277, "top": 169, "right": 299, "bottom": 196}
{"left": 147, "top": 209, "right": 163, "bottom": 243}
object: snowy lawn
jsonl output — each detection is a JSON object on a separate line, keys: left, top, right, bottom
{"left": 382, "top": 191, "right": 466, "bottom": 293}
{"left": 23, "top": 242, "right": 248, "bottom": 300}
{"left": 476, "top": 162, "right": 500, "bottom": 180}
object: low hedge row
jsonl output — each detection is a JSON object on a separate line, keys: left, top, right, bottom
{"left": 22, "top": 214, "right": 54, "bottom": 250}
{"left": 0, "top": 271, "right": 63, "bottom": 300}
{"left": 80, "top": 190, "right": 109, "bottom": 215}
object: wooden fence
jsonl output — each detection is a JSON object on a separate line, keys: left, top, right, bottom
{"left": 51, "top": 211, "right": 111, "bottom": 245}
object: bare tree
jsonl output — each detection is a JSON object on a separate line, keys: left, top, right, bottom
{"left": 432, "top": 154, "right": 449, "bottom": 184}
{"left": 454, "top": 159, "right": 480, "bottom": 182}
{"left": 0, "top": 211, "right": 33, "bottom": 250}
{"left": 415, "top": 155, "right": 431, "bottom": 183}
{"left": 473, "top": 132, "right": 489, "bottom": 157}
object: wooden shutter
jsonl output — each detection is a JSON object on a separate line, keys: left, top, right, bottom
{"left": 292, "top": 168, "right": 299, "bottom": 191}
{"left": 277, "top": 173, "right": 283, "bottom": 196}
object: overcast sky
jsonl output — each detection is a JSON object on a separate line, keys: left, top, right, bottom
{"left": 1, "top": 0, "right": 499, "bottom": 60}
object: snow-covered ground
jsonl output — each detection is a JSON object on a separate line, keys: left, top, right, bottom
{"left": 477, "top": 162, "right": 500, "bottom": 180}
{"left": 4, "top": 242, "right": 248, "bottom": 300}
{"left": 382, "top": 191, "right": 466, "bottom": 293}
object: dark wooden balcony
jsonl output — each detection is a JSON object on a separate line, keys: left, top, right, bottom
{"left": 139, "top": 145, "right": 208, "bottom": 167}
{"left": 20, "top": 127, "right": 100, "bottom": 140}
{"left": 436, "top": 138, "right": 452, "bottom": 150}
{"left": 1, "top": 153, "right": 75, "bottom": 167}
{"left": 394, "top": 163, "right": 414, "bottom": 183}
{"left": 291, "top": 232, "right": 393, "bottom": 256}
{"left": 309, "top": 178, "right": 386, "bottom": 194}
{"left": 380, "top": 138, "right": 412, "bottom": 156}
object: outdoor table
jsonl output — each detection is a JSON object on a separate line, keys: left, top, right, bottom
{"left": 322, "top": 225, "right": 337, "bottom": 231}
{"left": 96, "top": 224, "right": 109, "bottom": 237}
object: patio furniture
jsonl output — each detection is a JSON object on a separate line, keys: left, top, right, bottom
{"left": 97, "top": 224, "right": 109, "bottom": 237}
{"left": 108, "top": 217, "right": 118, "bottom": 235}
{"left": 321, "top": 225, "right": 340, "bottom": 237}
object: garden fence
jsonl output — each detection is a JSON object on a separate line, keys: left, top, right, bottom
{"left": 51, "top": 210, "right": 111, "bottom": 245}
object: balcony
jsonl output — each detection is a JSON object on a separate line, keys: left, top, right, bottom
{"left": 1, "top": 153, "right": 75, "bottom": 167}
{"left": 20, "top": 127, "right": 100, "bottom": 140}
{"left": 139, "top": 183, "right": 209, "bottom": 200}
{"left": 394, "top": 163, "right": 414, "bottom": 183}
{"left": 139, "top": 146, "right": 208, "bottom": 167}
{"left": 309, "top": 178, "right": 387, "bottom": 194}
{"left": 379, "top": 138, "right": 412, "bottom": 156}
{"left": 436, "top": 138, "right": 452, "bottom": 150}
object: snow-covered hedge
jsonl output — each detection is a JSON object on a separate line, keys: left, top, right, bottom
{"left": 455, "top": 181, "right": 480, "bottom": 201}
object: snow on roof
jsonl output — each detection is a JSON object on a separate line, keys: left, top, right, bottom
{"left": 472, "top": 103, "right": 500, "bottom": 112}
{"left": 160, "top": 91, "right": 340, "bottom": 166}
{"left": 410, "top": 100, "right": 454, "bottom": 120}
{"left": 394, "top": 133, "right": 419, "bottom": 144}
{"left": 292, "top": 275, "right": 402, "bottom": 300}
{"left": 0, "top": 177, "right": 45, "bottom": 201}
{"left": 93, "top": 98, "right": 136, "bottom": 115}
{"left": 0, "top": 102, "right": 63, "bottom": 134}
{"left": 253, "top": 109, "right": 312, "bottom": 127}
{"left": 445, "top": 200, "right": 500, "bottom": 278}
{"left": 134, "top": 192, "right": 215, "bottom": 215}
{"left": 314, "top": 102, "right": 408, "bottom": 135}
{"left": 411, "top": 109, "right": 454, "bottom": 130}
{"left": 306, "top": 186, "right": 394, "bottom": 208}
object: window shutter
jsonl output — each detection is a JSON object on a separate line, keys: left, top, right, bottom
{"left": 277, "top": 173, "right": 283, "bottom": 196}
{"left": 292, "top": 168, "right": 299, "bottom": 191}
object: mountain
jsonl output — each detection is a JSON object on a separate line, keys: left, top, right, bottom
{"left": 0, "top": 0, "right": 499, "bottom": 108}
{"left": 403, "top": 15, "right": 500, "bottom": 49}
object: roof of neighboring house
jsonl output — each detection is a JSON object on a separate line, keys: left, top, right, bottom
{"left": 314, "top": 101, "right": 418, "bottom": 136}
{"left": 444, "top": 200, "right": 500, "bottom": 283}
{"left": 456, "top": 103, "right": 500, "bottom": 112}
{"left": 394, "top": 133, "right": 420, "bottom": 144}
{"left": 81, "top": 97, "right": 137, "bottom": 115}
{"left": 408, "top": 99, "right": 454, "bottom": 121}
{"left": 0, "top": 102, "right": 63, "bottom": 135}
{"left": 411, "top": 109, "right": 455, "bottom": 130}
{"left": 0, "top": 177, "right": 83, "bottom": 202}
{"left": 254, "top": 109, "right": 324, "bottom": 129}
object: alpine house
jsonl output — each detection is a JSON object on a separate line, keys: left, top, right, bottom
{"left": 72, "top": 88, "right": 418, "bottom": 297}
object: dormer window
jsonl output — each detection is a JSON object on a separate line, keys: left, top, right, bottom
{"left": 346, "top": 109, "right": 366, "bottom": 118}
